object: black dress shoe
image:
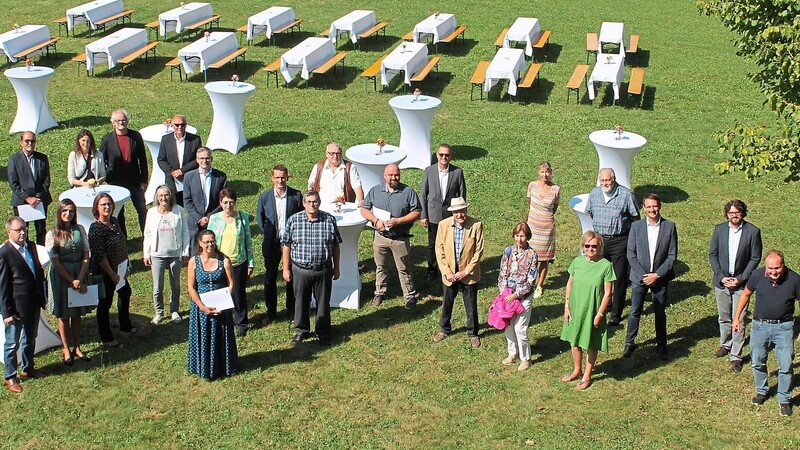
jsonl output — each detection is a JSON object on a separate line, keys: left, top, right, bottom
{"left": 292, "top": 332, "right": 310, "bottom": 346}
{"left": 607, "top": 318, "right": 621, "bottom": 327}
{"left": 657, "top": 347, "right": 668, "bottom": 361}
{"left": 622, "top": 344, "right": 636, "bottom": 358}
{"left": 752, "top": 393, "right": 768, "bottom": 405}
{"left": 318, "top": 338, "right": 332, "bottom": 347}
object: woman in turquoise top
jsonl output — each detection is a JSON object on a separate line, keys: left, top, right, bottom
{"left": 560, "top": 231, "right": 615, "bottom": 391}
{"left": 207, "top": 188, "right": 254, "bottom": 337}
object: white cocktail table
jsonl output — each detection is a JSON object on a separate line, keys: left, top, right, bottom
{"left": 140, "top": 123, "right": 198, "bottom": 203}
{"left": 569, "top": 194, "right": 594, "bottom": 234}
{"left": 59, "top": 185, "right": 130, "bottom": 232}
{"left": 345, "top": 144, "right": 407, "bottom": 194}
{"left": 204, "top": 81, "right": 255, "bottom": 154}
{"left": 4, "top": 66, "right": 58, "bottom": 134}
{"left": 588, "top": 130, "right": 647, "bottom": 189}
{"left": 319, "top": 202, "right": 367, "bottom": 309}
{"left": 389, "top": 95, "right": 441, "bottom": 169}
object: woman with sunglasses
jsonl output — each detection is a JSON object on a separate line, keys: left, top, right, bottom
{"left": 560, "top": 231, "right": 615, "bottom": 390}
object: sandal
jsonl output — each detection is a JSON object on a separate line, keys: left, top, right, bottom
{"left": 576, "top": 378, "right": 593, "bottom": 391}
{"left": 561, "top": 372, "right": 582, "bottom": 383}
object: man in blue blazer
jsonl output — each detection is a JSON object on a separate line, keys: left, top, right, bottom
{"left": 623, "top": 194, "right": 678, "bottom": 360}
{"left": 156, "top": 114, "right": 202, "bottom": 206}
{"left": 256, "top": 165, "right": 303, "bottom": 325}
{"left": 7, "top": 132, "right": 51, "bottom": 245}
{"left": 708, "top": 198, "right": 762, "bottom": 373}
{"left": 183, "top": 147, "right": 227, "bottom": 240}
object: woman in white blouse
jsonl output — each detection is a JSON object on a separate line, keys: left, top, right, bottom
{"left": 143, "top": 185, "right": 190, "bottom": 324}
{"left": 67, "top": 129, "right": 106, "bottom": 188}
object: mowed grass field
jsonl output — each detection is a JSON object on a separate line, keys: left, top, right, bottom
{"left": 1, "top": 0, "right": 798, "bottom": 448}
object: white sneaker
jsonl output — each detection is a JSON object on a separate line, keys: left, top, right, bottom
{"left": 171, "top": 312, "right": 182, "bottom": 323}
{"left": 518, "top": 360, "right": 531, "bottom": 371}
{"left": 502, "top": 355, "right": 518, "bottom": 366}
{"left": 151, "top": 314, "right": 163, "bottom": 325}
{"left": 533, "top": 286, "right": 543, "bottom": 299}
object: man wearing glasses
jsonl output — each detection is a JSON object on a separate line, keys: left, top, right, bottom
{"left": 99, "top": 109, "right": 149, "bottom": 237}
{"left": 0, "top": 217, "right": 48, "bottom": 393}
{"left": 156, "top": 114, "right": 202, "bottom": 206}
{"left": 183, "top": 147, "right": 228, "bottom": 241}
{"left": 7, "top": 132, "right": 51, "bottom": 245}
{"left": 307, "top": 142, "right": 364, "bottom": 206}
{"left": 420, "top": 144, "right": 466, "bottom": 282}
{"left": 709, "top": 199, "right": 762, "bottom": 373}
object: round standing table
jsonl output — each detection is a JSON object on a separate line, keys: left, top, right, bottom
{"left": 588, "top": 130, "right": 647, "bottom": 189}
{"left": 4, "top": 66, "right": 58, "bottom": 134}
{"left": 204, "top": 81, "right": 255, "bottom": 154}
{"left": 345, "top": 144, "right": 407, "bottom": 194}
{"left": 140, "top": 123, "right": 198, "bottom": 204}
{"left": 58, "top": 185, "right": 131, "bottom": 233}
{"left": 569, "top": 194, "right": 594, "bottom": 235}
{"left": 388, "top": 95, "right": 441, "bottom": 170}
{"left": 319, "top": 202, "right": 367, "bottom": 309}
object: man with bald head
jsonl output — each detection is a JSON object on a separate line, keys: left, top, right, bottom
{"left": 157, "top": 114, "right": 202, "bottom": 206}
{"left": 585, "top": 167, "right": 639, "bottom": 326}
{"left": 308, "top": 142, "right": 364, "bottom": 206}
{"left": 7, "top": 132, "right": 51, "bottom": 245}
{"left": 361, "top": 164, "right": 421, "bottom": 308}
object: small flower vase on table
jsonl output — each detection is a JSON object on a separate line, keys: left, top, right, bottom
{"left": 231, "top": 74, "right": 239, "bottom": 87}
{"left": 614, "top": 124, "right": 624, "bottom": 140}
{"left": 204, "top": 31, "right": 210, "bottom": 42}
{"left": 25, "top": 58, "right": 33, "bottom": 71}
{"left": 413, "top": 88, "right": 421, "bottom": 102}
{"left": 334, "top": 196, "right": 345, "bottom": 213}
{"left": 375, "top": 138, "right": 385, "bottom": 155}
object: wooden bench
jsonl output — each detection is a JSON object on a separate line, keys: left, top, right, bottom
{"left": 146, "top": 20, "right": 160, "bottom": 40}
{"left": 309, "top": 51, "right": 347, "bottom": 86}
{"left": 54, "top": 16, "right": 69, "bottom": 37}
{"left": 410, "top": 56, "right": 441, "bottom": 87}
{"left": 402, "top": 30, "right": 414, "bottom": 41}
{"left": 357, "top": 21, "right": 388, "bottom": 41}
{"left": 165, "top": 57, "right": 183, "bottom": 81}
{"left": 265, "top": 18, "right": 303, "bottom": 44}
{"left": 586, "top": 32, "right": 598, "bottom": 63}
{"left": 320, "top": 27, "right": 331, "bottom": 38}
{"left": 494, "top": 28, "right": 509, "bottom": 49}
{"left": 71, "top": 53, "right": 88, "bottom": 76}
{"left": 116, "top": 41, "right": 159, "bottom": 77}
{"left": 263, "top": 58, "right": 281, "bottom": 87}
{"left": 361, "top": 55, "right": 385, "bottom": 92}
{"left": 95, "top": 9, "right": 135, "bottom": 33}
{"left": 566, "top": 64, "right": 589, "bottom": 104}
{"left": 12, "top": 37, "right": 60, "bottom": 61}
{"left": 517, "top": 63, "right": 542, "bottom": 89}
{"left": 184, "top": 14, "right": 222, "bottom": 36}
{"left": 627, "top": 67, "right": 645, "bottom": 103}
{"left": 469, "top": 60, "right": 490, "bottom": 100}
{"left": 626, "top": 34, "right": 640, "bottom": 56}
{"left": 204, "top": 47, "right": 247, "bottom": 81}
{"left": 435, "top": 25, "right": 467, "bottom": 52}
{"left": 532, "top": 30, "right": 551, "bottom": 59}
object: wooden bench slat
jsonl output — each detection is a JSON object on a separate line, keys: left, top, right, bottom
{"left": 71, "top": 53, "right": 87, "bottom": 62}
{"left": 470, "top": 61, "right": 490, "bottom": 84}
{"left": 117, "top": 41, "right": 158, "bottom": 64}
{"left": 263, "top": 58, "right": 281, "bottom": 72}
{"left": 586, "top": 33, "right": 598, "bottom": 52}
{"left": 402, "top": 30, "right": 414, "bottom": 41}
{"left": 236, "top": 25, "right": 248, "bottom": 33}
{"left": 518, "top": 63, "right": 542, "bottom": 89}
{"left": 627, "top": 34, "right": 640, "bottom": 54}
{"left": 207, "top": 47, "right": 247, "bottom": 69}
{"left": 185, "top": 14, "right": 221, "bottom": 30}
{"left": 357, "top": 21, "right": 388, "bottom": 39}
{"left": 361, "top": 55, "right": 386, "bottom": 78}
{"left": 55, "top": 17, "right": 68, "bottom": 24}
{"left": 439, "top": 25, "right": 467, "bottom": 44}
{"left": 312, "top": 51, "right": 347, "bottom": 74}
{"left": 95, "top": 9, "right": 135, "bottom": 26}
{"left": 532, "top": 30, "right": 551, "bottom": 49}
{"left": 13, "top": 37, "right": 60, "bottom": 59}
{"left": 410, "top": 56, "right": 440, "bottom": 82}
{"left": 628, "top": 67, "right": 645, "bottom": 95}
{"left": 567, "top": 64, "right": 589, "bottom": 89}
{"left": 320, "top": 27, "right": 330, "bottom": 37}
{"left": 273, "top": 18, "right": 302, "bottom": 35}
{"left": 494, "top": 28, "right": 509, "bottom": 48}
{"left": 146, "top": 20, "right": 160, "bottom": 28}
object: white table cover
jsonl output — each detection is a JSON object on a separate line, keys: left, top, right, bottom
{"left": 318, "top": 202, "right": 367, "bottom": 309}
{"left": 59, "top": 185, "right": 130, "bottom": 232}
{"left": 66, "top": 0, "right": 123, "bottom": 31}
{"left": 177, "top": 31, "right": 237, "bottom": 74}
{"left": 84, "top": 27, "right": 147, "bottom": 70}
{"left": 4, "top": 67, "right": 58, "bottom": 134}
{"left": 247, "top": 6, "right": 294, "bottom": 41}
{"left": 0, "top": 25, "right": 52, "bottom": 63}
{"left": 485, "top": 48, "right": 526, "bottom": 96}
{"left": 503, "top": 17, "right": 540, "bottom": 57}
{"left": 280, "top": 37, "right": 335, "bottom": 82}
{"left": 345, "top": 144, "right": 407, "bottom": 194}
{"left": 329, "top": 10, "right": 376, "bottom": 44}
{"left": 204, "top": 81, "right": 255, "bottom": 154}
{"left": 599, "top": 22, "right": 625, "bottom": 55}
{"left": 159, "top": 2, "right": 212, "bottom": 36}
{"left": 381, "top": 42, "right": 427, "bottom": 86}
{"left": 588, "top": 53, "right": 625, "bottom": 100}
{"left": 413, "top": 13, "right": 456, "bottom": 44}
{"left": 141, "top": 124, "right": 198, "bottom": 204}
{"left": 588, "top": 130, "right": 647, "bottom": 189}
{"left": 388, "top": 95, "right": 442, "bottom": 170}
{"left": 569, "top": 194, "right": 594, "bottom": 234}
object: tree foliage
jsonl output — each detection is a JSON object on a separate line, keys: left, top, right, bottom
{"left": 699, "top": 0, "right": 800, "bottom": 181}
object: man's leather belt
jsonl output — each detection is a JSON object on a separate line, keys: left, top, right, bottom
{"left": 753, "top": 318, "right": 792, "bottom": 324}
{"left": 294, "top": 261, "right": 330, "bottom": 271}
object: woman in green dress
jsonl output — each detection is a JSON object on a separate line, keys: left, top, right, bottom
{"left": 560, "top": 231, "right": 615, "bottom": 391}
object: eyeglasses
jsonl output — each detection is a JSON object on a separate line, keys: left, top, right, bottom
{"left": 727, "top": 211, "right": 742, "bottom": 216}
{"left": 437, "top": 153, "right": 450, "bottom": 158}
{"left": 583, "top": 244, "right": 599, "bottom": 249}
{"left": 305, "top": 200, "right": 321, "bottom": 204}
{"left": 9, "top": 228, "right": 27, "bottom": 233}
{"left": 327, "top": 152, "right": 342, "bottom": 157}
{"left": 172, "top": 123, "right": 186, "bottom": 127}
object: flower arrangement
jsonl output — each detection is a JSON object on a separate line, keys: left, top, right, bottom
{"left": 163, "top": 117, "right": 172, "bottom": 131}
{"left": 614, "top": 123, "right": 624, "bottom": 140}
{"left": 401, "top": 42, "right": 407, "bottom": 51}
{"left": 204, "top": 31, "right": 210, "bottom": 42}
{"left": 13, "top": 23, "right": 19, "bottom": 33}
{"left": 413, "top": 87, "right": 421, "bottom": 102}
{"left": 606, "top": 55, "right": 613, "bottom": 63}
{"left": 375, "top": 138, "right": 385, "bottom": 155}
{"left": 25, "top": 58, "right": 33, "bottom": 71}
{"left": 180, "top": 2, "right": 185, "bottom": 8}
{"left": 334, "top": 195, "right": 345, "bottom": 212}
{"left": 434, "top": 11, "right": 440, "bottom": 18}
{"left": 231, "top": 74, "right": 239, "bottom": 86}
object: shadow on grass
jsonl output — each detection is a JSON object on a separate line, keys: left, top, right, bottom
{"left": 306, "top": 66, "right": 358, "bottom": 90}
{"left": 627, "top": 49, "right": 650, "bottom": 68}
{"left": 534, "top": 42, "right": 562, "bottom": 64}
{"left": 514, "top": 78, "right": 555, "bottom": 105}
{"left": 0, "top": 166, "right": 7, "bottom": 183}
{"left": 226, "top": 180, "right": 263, "bottom": 197}
{"left": 412, "top": 72, "right": 453, "bottom": 98}
{"left": 247, "top": 130, "right": 308, "bottom": 148}
{"left": 435, "top": 38, "right": 478, "bottom": 57}
{"left": 633, "top": 185, "right": 689, "bottom": 205}
{"left": 60, "top": 115, "right": 109, "bottom": 129}
{"left": 450, "top": 144, "right": 488, "bottom": 161}
{"left": 353, "top": 35, "right": 396, "bottom": 53}
{"left": 639, "top": 86, "right": 657, "bottom": 110}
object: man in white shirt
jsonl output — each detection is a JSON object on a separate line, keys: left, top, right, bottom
{"left": 157, "top": 114, "right": 202, "bottom": 206}
{"left": 307, "top": 142, "right": 364, "bottom": 206}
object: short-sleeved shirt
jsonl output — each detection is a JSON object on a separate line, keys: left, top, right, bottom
{"left": 586, "top": 184, "right": 638, "bottom": 236}
{"left": 362, "top": 182, "right": 421, "bottom": 239}
{"left": 88, "top": 217, "right": 128, "bottom": 274}
{"left": 281, "top": 211, "right": 342, "bottom": 268}
{"left": 746, "top": 267, "right": 800, "bottom": 322}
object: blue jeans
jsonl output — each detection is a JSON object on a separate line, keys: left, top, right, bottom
{"left": 3, "top": 312, "right": 40, "bottom": 379}
{"left": 750, "top": 319, "right": 794, "bottom": 404}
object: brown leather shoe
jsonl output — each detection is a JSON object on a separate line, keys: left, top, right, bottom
{"left": 713, "top": 346, "right": 729, "bottom": 358}
{"left": 469, "top": 336, "right": 481, "bottom": 348}
{"left": 432, "top": 331, "right": 447, "bottom": 343}
{"left": 5, "top": 379, "right": 22, "bottom": 393}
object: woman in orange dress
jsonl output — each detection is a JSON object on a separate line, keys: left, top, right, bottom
{"left": 526, "top": 161, "right": 560, "bottom": 299}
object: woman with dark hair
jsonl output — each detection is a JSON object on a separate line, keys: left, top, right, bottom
{"left": 67, "top": 129, "right": 106, "bottom": 188}
{"left": 206, "top": 188, "right": 254, "bottom": 337}
{"left": 88, "top": 193, "right": 134, "bottom": 348}
{"left": 526, "top": 161, "right": 560, "bottom": 299}
{"left": 560, "top": 231, "right": 615, "bottom": 391}
{"left": 46, "top": 199, "right": 92, "bottom": 365}
{"left": 187, "top": 229, "right": 238, "bottom": 380}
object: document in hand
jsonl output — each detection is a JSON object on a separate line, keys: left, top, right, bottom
{"left": 200, "top": 287, "right": 234, "bottom": 311}
{"left": 68, "top": 285, "right": 100, "bottom": 307}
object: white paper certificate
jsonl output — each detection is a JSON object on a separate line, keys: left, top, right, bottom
{"left": 115, "top": 259, "right": 128, "bottom": 292}
{"left": 17, "top": 204, "right": 46, "bottom": 222}
{"left": 199, "top": 287, "right": 234, "bottom": 311}
{"left": 68, "top": 285, "right": 99, "bottom": 307}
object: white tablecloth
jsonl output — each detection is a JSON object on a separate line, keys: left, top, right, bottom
{"left": 503, "top": 17, "right": 540, "bottom": 57}
{"left": 59, "top": 185, "right": 130, "bottom": 232}
{"left": 588, "top": 53, "right": 625, "bottom": 100}
{"left": 413, "top": 13, "right": 456, "bottom": 44}
{"left": 247, "top": 6, "right": 294, "bottom": 41}
{"left": 205, "top": 81, "right": 255, "bottom": 154}
{"left": 141, "top": 124, "right": 198, "bottom": 203}
{"left": 280, "top": 37, "right": 335, "bottom": 83}
{"left": 85, "top": 27, "right": 147, "bottom": 70}
{"left": 159, "top": 2, "right": 213, "bottom": 36}
{"left": 319, "top": 203, "right": 367, "bottom": 309}
{"left": 599, "top": 22, "right": 625, "bottom": 55}
{"left": 381, "top": 42, "right": 427, "bottom": 86}
{"left": 4, "top": 67, "right": 58, "bottom": 134}
{"left": 0, "top": 25, "right": 52, "bottom": 63}
{"left": 177, "top": 31, "right": 237, "bottom": 74}
{"left": 388, "top": 95, "right": 442, "bottom": 170}
{"left": 485, "top": 48, "right": 526, "bottom": 96}
{"left": 329, "top": 10, "right": 376, "bottom": 44}
{"left": 345, "top": 144, "right": 407, "bottom": 194}
{"left": 66, "top": 0, "right": 123, "bottom": 31}
{"left": 588, "top": 130, "right": 647, "bottom": 189}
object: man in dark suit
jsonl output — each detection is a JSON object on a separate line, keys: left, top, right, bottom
{"left": 622, "top": 194, "right": 678, "bottom": 360}
{"left": 709, "top": 198, "right": 762, "bottom": 373}
{"left": 420, "top": 144, "right": 466, "bottom": 281}
{"left": 7, "top": 132, "right": 51, "bottom": 245}
{"left": 1, "top": 217, "right": 47, "bottom": 393}
{"left": 99, "top": 109, "right": 149, "bottom": 237}
{"left": 156, "top": 114, "right": 202, "bottom": 206}
{"left": 183, "top": 147, "right": 227, "bottom": 240}
{"left": 256, "top": 164, "right": 303, "bottom": 325}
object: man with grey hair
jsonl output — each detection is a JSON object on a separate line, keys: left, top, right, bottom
{"left": 308, "top": 142, "right": 364, "bottom": 207}
{"left": 157, "top": 114, "right": 202, "bottom": 206}
{"left": 7, "top": 131, "right": 51, "bottom": 245}
{"left": 585, "top": 167, "right": 639, "bottom": 326}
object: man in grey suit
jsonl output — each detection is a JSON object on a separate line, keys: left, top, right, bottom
{"left": 183, "top": 147, "right": 227, "bottom": 239}
{"left": 709, "top": 198, "right": 762, "bottom": 373}
{"left": 256, "top": 164, "right": 303, "bottom": 325}
{"left": 622, "top": 194, "right": 677, "bottom": 360}
{"left": 156, "top": 114, "right": 202, "bottom": 206}
{"left": 7, "top": 132, "right": 51, "bottom": 245}
{"left": 420, "top": 144, "right": 466, "bottom": 281}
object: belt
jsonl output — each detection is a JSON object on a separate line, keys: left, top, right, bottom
{"left": 753, "top": 318, "right": 792, "bottom": 324}
{"left": 293, "top": 261, "right": 330, "bottom": 271}
{"left": 601, "top": 233, "right": 626, "bottom": 240}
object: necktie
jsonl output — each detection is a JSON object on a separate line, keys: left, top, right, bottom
{"left": 28, "top": 156, "right": 36, "bottom": 178}
{"left": 20, "top": 245, "right": 35, "bottom": 273}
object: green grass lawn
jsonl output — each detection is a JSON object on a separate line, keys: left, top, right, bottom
{"left": 1, "top": 0, "right": 798, "bottom": 447}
